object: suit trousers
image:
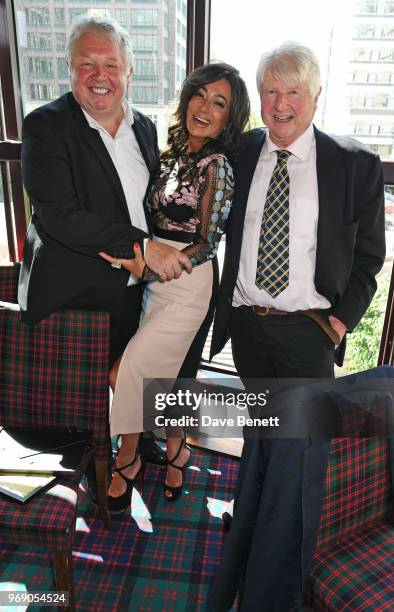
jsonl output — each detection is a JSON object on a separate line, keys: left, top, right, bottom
{"left": 230, "top": 305, "right": 335, "bottom": 380}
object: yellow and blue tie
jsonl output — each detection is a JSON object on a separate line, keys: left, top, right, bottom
{"left": 255, "top": 150, "right": 291, "bottom": 297}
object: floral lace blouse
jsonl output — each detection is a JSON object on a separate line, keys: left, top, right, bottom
{"left": 143, "top": 152, "right": 234, "bottom": 281}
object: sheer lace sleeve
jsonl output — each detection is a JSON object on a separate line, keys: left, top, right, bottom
{"left": 181, "top": 155, "right": 234, "bottom": 265}
{"left": 142, "top": 155, "right": 234, "bottom": 282}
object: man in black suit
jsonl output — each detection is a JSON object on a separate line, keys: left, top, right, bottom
{"left": 18, "top": 15, "right": 191, "bottom": 468}
{"left": 210, "top": 42, "right": 385, "bottom": 610}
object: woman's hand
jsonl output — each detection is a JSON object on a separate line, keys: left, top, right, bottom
{"left": 98, "top": 242, "right": 146, "bottom": 279}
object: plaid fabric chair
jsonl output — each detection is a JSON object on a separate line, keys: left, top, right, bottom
{"left": 0, "top": 263, "right": 112, "bottom": 610}
{"left": 307, "top": 437, "right": 394, "bottom": 610}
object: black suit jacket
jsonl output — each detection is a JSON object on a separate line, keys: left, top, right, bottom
{"left": 18, "top": 92, "right": 159, "bottom": 324}
{"left": 210, "top": 126, "right": 385, "bottom": 363}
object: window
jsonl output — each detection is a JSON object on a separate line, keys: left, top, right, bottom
{"left": 359, "top": 0, "right": 378, "bottom": 13}
{"left": 385, "top": 0, "right": 394, "bottom": 14}
{"left": 380, "top": 48, "right": 394, "bottom": 61}
{"left": 25, "top": 7, "right": 50, "bottom": 26}
{"left": 376, "top": 71, "right": 393, "bottom": 83}
{"left": 54, "top": 8, "right": 65, "bottom": 26}
{"left": 350, "top": 94, "right": 366, "bottom": 108}
{"left": 27, "top": 32, "right": 52, "bottom": 50}
{"left": 133, "top": 34, "right": 158, "bottom": 51}
{"left": 382, "top": 26, "right": 394, "bottom": 38}
{"left": 115, "top": 9, "right": 127, "bottom": 27}
{"left": 370, "top": 144, "right": 393, "bottom": 156}
{"left": 208, "top": 0, "right": 394, "bottom": 372}
{"left": 351, "top": 48, "right": 373, "bottom": 61}
{"left": 380, "top": 124, "right": 394, "bottom": 135}
{"left": 134, "top": 58, "right": 157, "bottom": 80}
{"left": 352, "top": 70, "right": 368, "bottom": 82}
{"left": 56, "top": 33, "right": 66, "bottom": 51}
{"left": 13, "top": 0, "right": 185, "bottom": 150}
{"left": 30, "top": 83, "right": 56, "bottom": 100}
{"left": 132, "top": 86, "right": 158, "bottom": 104}
{"left": 372, "top": 93, "right": 390, "bottom": 107}
{"left": 28, "top": 57, "right": 53, "bottom": 78}
{"left": 57, "top": 57, "right": 68, "bottom": 79}
{"left": 356, "top": 25, "right": 376, "bottom": 38}
{"left": 131, "top": 9, "right": 158, "bottom": 27}
{"left": 353, "top": 122, "right": 369, "bottom": 134}
{"left": 59, "top": 84, "right": 69, "bottom": 96}
{"left": 69, "top": 8, "right": 86, "bottom": 23}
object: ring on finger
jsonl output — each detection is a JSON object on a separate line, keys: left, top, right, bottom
{"left": 111, "top": 260, "right": 122, "bottom": 269}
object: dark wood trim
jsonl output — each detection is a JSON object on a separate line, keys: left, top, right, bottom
{"left": 186, "top": 0, "right": 210, "bottom": 73}
{"left": 379, "top": 163, "right": 394, "bottom": 364}
{"left": 378, "top": 263, "right": 394, "bottom": 365}
{"left": 0, "top": 0, "right": 26, "bottom": 260}
{"left": 383, "top": 161, "right": 394, "bottom": 185}
{"left": 0, "top": 140, "right": 21, "bottom": 161}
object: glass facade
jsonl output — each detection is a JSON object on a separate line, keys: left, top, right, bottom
{"left": 208, "top": 0, "right": 394, "bottom": 372}
{"left": 13, "top": 0, "right": 188, "bottom": 146}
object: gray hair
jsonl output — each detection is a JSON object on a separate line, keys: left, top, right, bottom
{"left": 66, "top": 14, "right": 134, "bottom": 69}
{"left": 256, "top": 41, "right": 321, "bottom": 96}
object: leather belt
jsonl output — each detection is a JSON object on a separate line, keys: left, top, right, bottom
{"left": 251, "top": 306, "right": 341, "bottom": 346}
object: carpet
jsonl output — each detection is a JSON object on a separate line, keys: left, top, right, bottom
{"left": 0, "top": 448, "right": 239, "bottom": 611}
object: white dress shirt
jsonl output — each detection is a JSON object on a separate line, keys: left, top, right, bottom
{"left": 82, "top": 101, "right": 150, "bottom": 285}
{"left": 233, "top": 123, "right": 331, "bottom": 311}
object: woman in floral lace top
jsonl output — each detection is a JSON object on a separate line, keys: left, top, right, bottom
{"left": 101, "top": 63, "right": 250, "bottom": 515}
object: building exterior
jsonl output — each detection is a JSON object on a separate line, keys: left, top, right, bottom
{"left": 14, "top": 0, "right": 187, "bottom": 145}
{"left": 347, "top": 0, "right": 394, "bottom": 160}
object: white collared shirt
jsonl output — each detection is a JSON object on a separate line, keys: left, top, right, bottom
{"left": 233, "top": 123, "right": 331, "bottom": 310}
{"left": 82, "top": 101, "right": 150, "bottom": 285}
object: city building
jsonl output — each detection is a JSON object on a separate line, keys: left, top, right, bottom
{"left": 14, "top": 0, "right": 187, "bottom": 144}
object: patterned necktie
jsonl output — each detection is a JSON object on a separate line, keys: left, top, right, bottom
{"left": 255, "top": 150, "right": 291, "bottom": 297}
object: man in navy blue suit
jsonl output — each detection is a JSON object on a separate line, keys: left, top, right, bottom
{"left": 210, "top": 42, "right": 385, "bottom": 611}
{"left": 211, "top": 41, "right": 385, "bottom": 379}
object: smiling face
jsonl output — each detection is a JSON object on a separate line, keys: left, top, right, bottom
{"left": 260, "top": 71, "right": 321, "bottom": 148}
{"left": 185, "top": 78, "right": 232, "bottom": 153}
{"left": 69, "top": 32, "right": 131, "bottom": 128}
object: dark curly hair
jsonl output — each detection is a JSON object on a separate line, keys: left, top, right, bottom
{"left": 159, "top": 62, "right": 250, "bottom": 182}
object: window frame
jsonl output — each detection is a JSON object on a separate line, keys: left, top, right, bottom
{"left": 1, "top": 0, "right": 394, "bottom": 366}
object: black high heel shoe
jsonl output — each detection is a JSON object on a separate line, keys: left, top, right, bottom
{"left": 163, "top": 439, "right": 191, "bottom": 502}
{"left": 108, "top": 454, "right": 144, "bottom": 515}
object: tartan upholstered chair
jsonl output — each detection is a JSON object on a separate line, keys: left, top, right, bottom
{"left": 307, "top": 436, "right": 394, "bottom": 610}
{"left": 0, "top": 263, "right": 112, "bottom": 609}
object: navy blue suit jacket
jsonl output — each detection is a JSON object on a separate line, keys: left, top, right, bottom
{"left": 210, "top": 127, "right": 385, "bottom": 365}
{"left": 209, "top": 366, "right": 394, "bottom": 611}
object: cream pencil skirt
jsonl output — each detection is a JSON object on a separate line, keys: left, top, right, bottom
{"left": 110, "top": 238, "right": 213, "bottom": 436}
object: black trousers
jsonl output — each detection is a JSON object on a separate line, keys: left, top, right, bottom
{"left": 230, "top": 305, "right": 335, "bottom": 380}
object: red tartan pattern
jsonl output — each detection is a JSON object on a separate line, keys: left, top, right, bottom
{"left": 308, "top": 521, "right": 394, "bottom": 610}
{"left": 0, "top": 476, "right": 80, "bottom": 550}
{"left": 340, "top": 398, "right": 390, "bottom": 436}
{"left": 0, "top": 307, "right": 110, "bottom": 460}
{"left": 0, "top": 264, "right": 19, "bottom": 303}
{"left": 316, "top": 438, "right": 393, "bottom": 548}
{"left": 0, "top": 449, "right": 238, "bottom": 610}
